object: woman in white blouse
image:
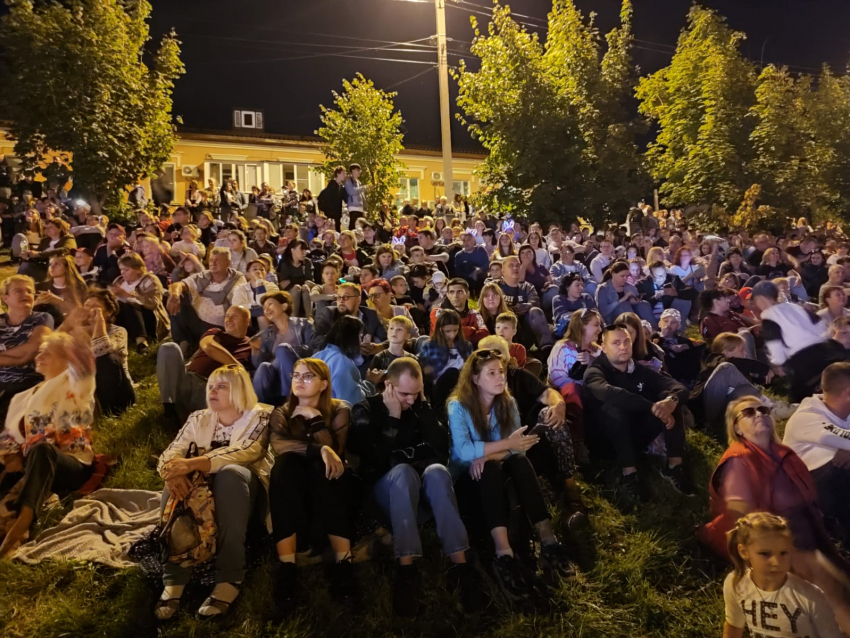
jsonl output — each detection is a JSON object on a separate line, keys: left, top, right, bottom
{"left": 155, "top": 365, "right": 273, "bottom": 620}
{"left": 110, "top": 253, "right": 170, "bottom": 353}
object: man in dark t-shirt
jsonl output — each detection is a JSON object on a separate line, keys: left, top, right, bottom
{"left": 156, "top": 305, "right": 253, "bottom": 427}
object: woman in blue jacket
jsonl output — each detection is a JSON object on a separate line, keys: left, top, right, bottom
{"left": 447, "top": 349, "right": 573, "bottom": 601}
{"left": 313, "top": 315, "right": 375, "bottom": 406}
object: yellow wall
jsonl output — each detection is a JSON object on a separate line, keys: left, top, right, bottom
{"left": 0, "top": 127, "right": 486, "bottom": 207}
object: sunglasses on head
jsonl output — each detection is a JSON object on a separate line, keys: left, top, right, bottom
{"left": 475, "top": 349, "right": 503, "bottom": 362}
{"left": 734, "top": 405, "right": 771, "bottom": 423}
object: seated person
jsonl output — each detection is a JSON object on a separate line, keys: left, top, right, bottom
{"left": 699, "top": 288, "right": 758, "bottom": 353}
{"left": 419, "top": 309, "right": 473, "bottom": 414}
{"left": 166, "top": 247, "right": 247, "bottom": 354}
{"left": 72, "top": 246, "right": 100, "bottom": 285}
{"left": 595, "top": 261, "right": 656, "bottom": 329}
{"left": 832, "top": 316, "right": 850, "bottom": 352}
{"left": 784, "top": 362, "right": 850, "bottom": 546}
{"left": 390, "top": 275, "right": 414, "bottom": 307}
{"left": 498, "top": 256, "right": 554, "bottom": 351}
{"left": 227, "top": 230, "right": 259, "bottom": 274}
{"left": 494, "top": 311, "right": 545, "bottom": 377}
{"left": 275, "top": 239, "right": 313, "bottom": 318}
{"left": 93, "top": 223, "right": 131, "bottom": 287}
{"left": 157, "top": 305, "right": 253, "bottom": 428}
{"left": 651, "top": 309, "right": 704, "bottom": 386}
{"left": 367, "top": 278, "right": 419, "bottom": 339}
{"left": 17, "top": 218, "right": 77, "bottom": 282}
{"left": 549, "top": 245, "right": 593, "bottom": 295}
{"left": 110, "top": 253, "right": 170, "bottom": 354}
{"left": 447, "top": 350, "right": 574, "bottom": 601}
{"left": 0, "top": 275, "right": 54, "bottom": 426}
{"left": 428, "top": 278, "right": 488, "bottom": 345}
{"left": 349, "top": 358, "right": 484, "bottom": 616}
{"left": 65, "top": 290, "right": 136, "bottom": 415}
{"left": 310, "top": 282, "right": 386, "bottom": 357}
{"left": 453, "top": 231, "right": 489, "bottom": 294}
{"left": 313, "top": 315, "right": 375, "bottom": 406}
{"left": 310, "top": 261, "right": 341, "bottom": 319}
{"left": 232, "top": 259, "right": 279, "bottom": 331}
{"left": 552, "top": 272, "right": 597, "bottom": 333}
{"left": 368, "top": 315, "right": 417, "bottom": 384}
{"left": 583, "top": 323, "right": 693, "bottom": 501}
{"left": 251, "top": 291, "right": 313, "bottom": 405}
{"left": 34, "top": 254, "right": 88, "bottom": 323}
{"left": 268, "top": 359, "right": 357, "bottom": 611}
{"left": 0, "top": 331, "right": 95, "bottom": 557}
{"left": 817, "top": 285, "right": 850, "bottom": 328}
{"left": 752, "top": 280, "right": 847, "bottom": 402}
{"left": 699, "top": 396, "right": 850, "bottom": 628}
{"left": 616, "top": 311, "right": 665, "bottom": 373}
{"left": 154, "top": 365, "right": 272, "bottom": 620}
{"left": 635, "top": 261, "right": 697, "bottom": 326}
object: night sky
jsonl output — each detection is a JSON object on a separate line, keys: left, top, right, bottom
{"left": 145, "top": 1, "right": 849, "bottom": 152}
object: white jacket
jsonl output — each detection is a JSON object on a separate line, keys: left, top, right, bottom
{"left": 158, "top": 405, "right": 274, "bottom": 488}
{"left": 760, "top": 302, "right": 828, "bottom": 365}
{"left": 783, "top": 394, "right": 850, "bottom": 471}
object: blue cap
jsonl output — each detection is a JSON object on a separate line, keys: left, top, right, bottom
{"left": 751, "top": 280, "right": 778, "bottom": 300}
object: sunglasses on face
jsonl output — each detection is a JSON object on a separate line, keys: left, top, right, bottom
{"left": 734, "top": 405, "right": 771, "bottom": 423}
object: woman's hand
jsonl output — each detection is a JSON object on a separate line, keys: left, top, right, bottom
{"left": 291, "top": 405, "right": 322, "bottom": 420}
{"left": 110, "top": 285, "right": 130, "bottom": 300}
{"left": 506, "top": 425, "right": 539, "bottom": 452}
{"left": 35, "top": 291, "right": 61, "bottom": 306}
{"left": 576, "top": 351, "right": 591, "bottom": 365}
{"left": 165, "top": 475, "right": 193, "bottom": 500}
{"left": 469, "top": 456, "right": 488, "bottom": 481}
{"left": 320, "top": 445, "right": 344, "bottom": 480}
{"left": 161, "top": 457, "right": 208, "bottom": 480}
{"left": 366, "top": 368, "right": 385, "bottom": 385}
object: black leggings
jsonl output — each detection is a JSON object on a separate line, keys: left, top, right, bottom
{"left": 116, "top": 301, "right": 157, "bottom": 344}
{"left": 269, "top": 452, "right": 354, "bottom": 546}
{"left": 15, "top": 443, "right": 93, "bottom": 514}
{"left": 456, "top": 453, "right": 549, "bottom": 532}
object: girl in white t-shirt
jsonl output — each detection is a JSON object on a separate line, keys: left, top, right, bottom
{"left": 723, "top": 512, "right": 844, "bottom": 638}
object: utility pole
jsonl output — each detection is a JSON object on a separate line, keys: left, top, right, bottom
{"left": 434, "top": 0, "right": 454, "bottom": 199}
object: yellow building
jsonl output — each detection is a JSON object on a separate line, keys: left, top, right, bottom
{"left": 0, "top": 123, "right": 486, "bottom": 208}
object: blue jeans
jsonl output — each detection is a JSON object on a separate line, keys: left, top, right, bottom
{"left": 373, "top": 463, "right": 469, "bottom": 559}
{"left": 252, "top": 343, "right": 298, "bottom": 404}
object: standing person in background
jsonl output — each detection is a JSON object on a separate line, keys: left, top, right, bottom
{"left": 344, "top": 164, "right": 372, "bottom": 231}
{"left": 317, "top": 166, "right": 347, "bottom": 232}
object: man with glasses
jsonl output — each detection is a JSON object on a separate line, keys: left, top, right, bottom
{"left": 349, "top": 357, "right": 484, "bottom": 616}
{"left": 428, "top": 278, "right": 488, "bottom": 345}
{"left": 583, "top": 323, "right": 693, "bottom": 503}
{"left": 310, "top": 282, "right": 386, "bottom": 354}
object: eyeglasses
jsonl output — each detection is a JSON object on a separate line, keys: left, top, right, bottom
{"left": 734, "top": 405, "right": 771, "bottom": 423}
{"left": 335, "top": 294, "right": 360, "bottom": 302}
{"left": 292, "top": 372, "right": 317, "bottom": 382}
{"left": 368, "top": 292, "right": 385, "bottom": 299}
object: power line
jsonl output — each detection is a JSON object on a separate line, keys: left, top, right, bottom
{"left": 385, "top": 65, "right": 437, "bottom": 90}
{"left": 452, "top": 0, "right": 547, "bottom": 25}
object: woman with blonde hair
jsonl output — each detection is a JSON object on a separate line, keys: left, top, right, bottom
{"left": 0, "top": 331, "right": 96, "bottom": 558}
{"left": 155, "top": 365, "right": 273, "bottom": 619}
{"left": 268, "top": 358, "right": 357, "bottom": 610}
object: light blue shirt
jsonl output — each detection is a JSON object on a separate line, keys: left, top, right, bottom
{"left": 447, "top": 398, "right": 521, "bottom": 479}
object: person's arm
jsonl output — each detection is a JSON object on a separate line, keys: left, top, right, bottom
{"left": 157, "top": 412, "right": 198, "bottom": 473}
{"left": 787, "top": 411, "right": 850, "bottom": 453}
{"left": 590, "top": 257, "right": 605, "bottom": 283}
{"left": 447, "top": 401, "right": 514, "bottom": 463}
{"left": 425, "top": 250, "right": 449, "bottom": 264}
{"left": 547, "top": 342, "right": 577, "bottom": 390}
{"left": 595, "top": 283, "right": 622, "bottom": 321}
{"left": 760, "top": 318, "right": 790, "bottom": 365}
{"left": 583, "top": 366, "right": 655, "bottom": 412}
{"left": 0, "top": 324, "right": 52, "bottom": 366}
{"left": 722, "top": 574, "right": 746, "bottom": 638}
{"left": 199, "top": 333, "right": 242, "bottom": 367}
{"left": 205, "top": 409, "right": 271, "bottom": 471}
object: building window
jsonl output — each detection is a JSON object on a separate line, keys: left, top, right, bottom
{"left": 233, "top": 110, "right": 264, "bottom": 131}
{"left": 453, "top": 180, "right": 471, "bottom": 197}
{"left": 397, "top": 177, "right": 420, "bottom": 205}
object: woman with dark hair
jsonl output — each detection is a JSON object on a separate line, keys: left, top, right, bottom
{"left": 374, "top": 245, "right": 405, "bottom": 280}
{"left": 800, "top": 250, "right": 830, "bottom": 299}
{"left": 419, "top": 309, "right": 473, "bottom": 412}
{"left": 17, "top": 218, "right": 77, "bottom": 281}
{"left": 595, "top": 260, "right": 655, "bottom": 327}
{"left": 517, "top": 243, "right": 552, "bottom": 296}
{"left": 527, "top": 231, "right": 551, "bottom": 270}
{"left": 447, "top": 350, "right": 574, "bottom": 600}
{"left": 313, "top": 315, "right": 375, "bottom": 405}
{"left": 699, "top": 288, "right": 757, "bottom": 347}
{"left": 268, "top": 358, "right": 357, "bottom": 610}
{"left": 552, "top": 272, "right": 597, "bottom": 330}
{"left": 276, "top": 238, "right": 314, "bottom": 319}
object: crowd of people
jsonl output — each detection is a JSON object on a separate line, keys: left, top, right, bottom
{"left": 4, "top": 163, "right": 850, "bottom": 633}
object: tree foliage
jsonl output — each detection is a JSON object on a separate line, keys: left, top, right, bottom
{"left": 316, "top": 73, "right": 405, "bottom": 218}
{"left": 454, "top": 0, "right": 648, "bottom": 227}
{"left": 0, "top": 0, "right": 184, "bottom": 213}
{"left": 637, "top": 6, "right": 757, "bottom": 213}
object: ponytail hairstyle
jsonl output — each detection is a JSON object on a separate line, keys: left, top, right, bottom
{"left": 726, "top": 512, "right": 793, "bottom": 587}
{"left": 601, "top": 260, "right": 630, "bottom": 283}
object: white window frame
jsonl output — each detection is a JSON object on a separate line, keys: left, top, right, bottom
{"left": 453, "top": 180, "right": 471, "bottom": 197}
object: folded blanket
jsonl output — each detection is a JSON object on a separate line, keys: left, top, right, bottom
{"left": 14, "top": 488, "right": 162, "bottom": 568}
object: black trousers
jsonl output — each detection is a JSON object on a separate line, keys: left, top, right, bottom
{"left": 269, "top": 452, "right": 354, "bottom": 546}
{"left": 525, "top": 426, "right": 571, "bottom": 483}
{"left": 430, "top": 369, "right": 461, "bottom": 417}
{"left": 15, "top": 443, "right": 93, "bottom": 514}
{"left": 810, "top": 461, "right": 850, "bottom": 546}
{"left": 116, "top": 301, "right": 157, "bottom": 344}
{"left": 456, "top": 454, "right": 548, "bottom": 533}
{"left": 593, "top": 404, "right": 686, "bottom": 469}
{"left": 95, "top": 354, "right": 135, "bottom": 415}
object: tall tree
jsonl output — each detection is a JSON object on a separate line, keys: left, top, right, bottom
{"left": 636, "top": 6, "right": 757, "bottom": 212}
{"left": 315, "top": 73, "right": 405, "bottom": 219}
{"left": 454, "top": 0, "right": 647, "bottom": 227}
{"left": 0, "top": 0, "right": 184, "bottom": 214}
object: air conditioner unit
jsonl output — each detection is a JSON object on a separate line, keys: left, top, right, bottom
{"left": 181, "top": 165, "right": 199, "bottom": 178}
{"left": 431, "top": 172, "right": 443, "bottom": 181}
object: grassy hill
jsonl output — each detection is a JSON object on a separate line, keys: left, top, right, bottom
{"left": 0, "top": 254, "right": 729, "bottom": 638}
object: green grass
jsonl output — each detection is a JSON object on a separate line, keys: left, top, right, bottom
{"left": 0, "top": 253, "right": 732, "bottom": 638}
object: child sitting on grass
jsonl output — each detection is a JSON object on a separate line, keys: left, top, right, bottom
{"left": 494, "top": 311, "right": 527, "bottom": 369}
{"left": 368, "top": 315, "right": 417, "bottom": 385}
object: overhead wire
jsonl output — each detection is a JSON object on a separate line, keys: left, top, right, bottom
{"left": 385, "top": 65, "right": 438, "bottom": 89}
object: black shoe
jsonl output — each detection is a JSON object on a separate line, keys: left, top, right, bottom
{"left": 446, "top": 562, "right": 488, "bottom": 613}
{"left": 659, "top": 464, "right": 696, "bottom": 496}
{"left": 135, "top": 341, "right": 149, "bottom": 355}
{"left": 392, "top": 564, "right": 420, "bottom": 617}
{"left": 490, "top": 554, "right": 533, "bottom": 601}
{"left": 618, "top": 472, "right": 641, "bottom": 503}
{"left": 273, "top": 562, "right": 299, "bottom": 614}
{"left": 539, "top": 543, "right": 576, "bottom": 581}
{"left": 561, "top": 484, "right": 589, "bottom": 531}
{"left": 327, "top": 556, "right": 358, "bottom": 603}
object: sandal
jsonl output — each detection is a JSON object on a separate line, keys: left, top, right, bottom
{"left": 198, "top": 582, "right": 241, "bottom": 617}
{"left": 154, "top": 598, "right": 181, "bottom": 621}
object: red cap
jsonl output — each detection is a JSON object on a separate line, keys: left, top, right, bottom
{"left": 738, "top": 287, "right": 753, "bottom": 302}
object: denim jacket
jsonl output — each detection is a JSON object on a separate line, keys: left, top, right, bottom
{"left": 249, "top": 318, "right": 314, "bottom": 369}
{"left": 446, "top": 398, "right": 521, "bottom": 479}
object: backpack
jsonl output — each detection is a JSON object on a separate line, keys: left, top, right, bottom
{"left": 157, "top": 442, "right": 217, "bottom": 568}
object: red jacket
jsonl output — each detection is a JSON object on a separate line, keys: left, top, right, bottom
{"left": 697, "top": 439, "right": 821, "bottom": 560}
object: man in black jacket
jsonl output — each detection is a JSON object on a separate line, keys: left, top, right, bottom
{"left": 309, "top": 282, "right": 387, "bottom": 355}
{"left": 635, "top": 261, "right": 698, "bottom": 325}
{"left": 317, "top": 166, "right": 347, "bottom": 231}
{"left": 93, "top": 223, "right": 130, "bottom": 286}
{"left": 349, "top": 358, "right": 482, "bottom": 616}
{"left": 583, "top": 323, "right": 693, "bottom": 500}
